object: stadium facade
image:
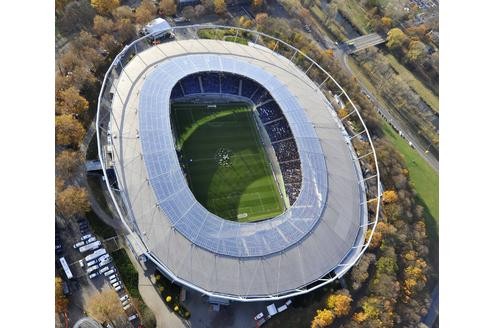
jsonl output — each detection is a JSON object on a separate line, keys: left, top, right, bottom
{"left": 96, "top": 25, "right": 381, "bottom": 302}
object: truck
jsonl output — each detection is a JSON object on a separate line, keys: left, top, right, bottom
{"left": 85, "top": 248, "right": 107, "bottom": 262}
{"left": 79, "top": 240, "right": 101, "bottom": 253}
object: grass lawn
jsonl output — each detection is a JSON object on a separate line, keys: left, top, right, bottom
{"left": 385, "top": 54, "right": 439, "bottom": 113}
{"left": 381, "top": 122, "right": 439, "bottom": 225}
{"left": 171, "top": 102, "right": 284, "bottom": 222}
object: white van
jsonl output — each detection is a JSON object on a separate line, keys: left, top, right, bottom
{"left": 88, "top": 272, "right": 99, "bottom": 279}
{"left": 99, "top": 258, "right": 112, "bottom": 267}
{"left": 85, "top": 237, "right": 97, "bottom": 244}
{"left": 80, "top": 234, "right": 92, "bottom": 241}
{"left": 86, "top": 265, "right": 99, "bottom": 274}
{"left": 86, "top": 259, "right": 97, "bottom": 267}
{"left": 99, "top": 266, "right": 110, "bottom": 274}
{"left": 73, "top": 241, "right": 85, "bottom": 249}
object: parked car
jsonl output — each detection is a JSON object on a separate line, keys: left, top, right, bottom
{"left": 110, "top": 277, "right": 119, "bottom": 284}
{"left": 128, "top": 314, "right": 138, "bottom": 321}
{"left": 115, "top": 285, "right": 122, "bottom": 292}
{"left": 88, "top": 272, "right": 99, "bottom": 279}
{"left": 99, "top": 258, "right": 112, "bottom": 267}
{"left": 78, "top": 260, "right": 84, "bottom": 268}
{"left": 123, "top": 304, "right": 131, "bottom": 311}
{"left": 99, "top": 266, "right": 110, "bottom": 274}
{"left": 119, "top": 294, "right": 129, "bottom": 302}
{"left": 86, "top": 265, "right": 99, "bottom": 274}
{"left": 112, "top": 281, "right": 121, "bottom": 288}
{"left": 104, "top": 269, "right": 115, "bottom": 277}
{"left": 86, "top": 259, "right": 97, "bottom": 267}
{"left": 81, "top": 234, "right": 93, "bottom": 241}
{"left": 85, "top": 237, "right": 97, "bottom": 244}
{"left": 73, "top": 241, "right": 85, "bottom": 249}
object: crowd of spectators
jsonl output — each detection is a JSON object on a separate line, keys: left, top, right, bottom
{"left": 170, "top": 71, "right": 303, "bottom": 204}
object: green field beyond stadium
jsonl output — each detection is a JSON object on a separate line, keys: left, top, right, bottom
{"left": 171, "top": 102, "right": 285, "bottom": 222}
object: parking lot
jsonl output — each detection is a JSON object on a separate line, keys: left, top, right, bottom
{"left": 55, "top": 216, "right": 141, "bottom": 327}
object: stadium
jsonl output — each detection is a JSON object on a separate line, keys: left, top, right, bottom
{"left": 96, "top": 25, "right": 381, "bottom": 302}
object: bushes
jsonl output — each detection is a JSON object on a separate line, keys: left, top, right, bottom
{"left": 153, "top": 270, "right": 191, "bottom": 319}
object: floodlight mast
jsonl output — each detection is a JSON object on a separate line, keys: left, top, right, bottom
{"left": 96, "top": 25, "right": 381, "bottom": 302}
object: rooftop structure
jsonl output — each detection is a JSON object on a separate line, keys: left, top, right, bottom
{"left": 97, "top": 25, "right": 380, "bottom": 301}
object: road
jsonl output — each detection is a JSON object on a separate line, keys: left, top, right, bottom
{"left": 344, "top": 33, "right": 386, "bottom": 53}
{"left": 340, "top": 53, "right": 439, "bottom": 172}
{"left": 294, "top": 9, "right": 439, "bottom": 172}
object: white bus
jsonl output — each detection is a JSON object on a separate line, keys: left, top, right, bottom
{"left": 59, "top": 257, "right": 73, "bottom": 280}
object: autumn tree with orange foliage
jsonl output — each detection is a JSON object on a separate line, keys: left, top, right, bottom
{"left": 91, "top": 0, "right": 120, "bottom": 15}
{"left": 55, "top": 114, "right": 85, "bottom": 146}
{"left": 382, "top": 190, "right": 398, "bottom": 203}
{"left": 252, "top": 0, "right": 263, "bottom": 9}
{"left": 214, "top": 0, "right": 226, "bottom": 15}
{"left": 160, "top": 0, "right": 177, "bottom": 16}
{"left": 56, "top": 150, "right": 84, "bottom": 180}
{"left": 56, "top": 87, "right": 89, "bottom": 116}
{"left": 311, "top": 309, "right": 335, "bottom": 328}
{"left": 135, "top": 0, "right": 156, "bottom": 25}
{"left": 85, "top": 288, "right": 126, "bottom": 327}
{"left": 327, "top": 290, "right": 352, "bottom": 317}
{"left": 56, "top": 186, "right": 90, "bottom": 218}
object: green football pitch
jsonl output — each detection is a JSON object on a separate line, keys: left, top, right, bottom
{"left": 171, "top": 102, "right": 285, "bottom": 222}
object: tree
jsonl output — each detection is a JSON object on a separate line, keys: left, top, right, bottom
{"left": 405, "top": 40, "right": 427, "bottom": 64}
{"left": 382, "top": 190, "right": 398, "bottom": 203}
{"left": 182, "top": 6, "right": 195, "bottom": 21}
{"left": 194, "top": 4, "right": 206, "bottom": 18}
{"left": 85, "top": 288, "right": 126, "bottom": 327}
{"left": 200, "top": 0, "right": 215, "bottom": 13}
{"left": 55, "top": 277, "right": 69, "bottom": 314}
{"left": 311, "top": 309, "right": 335, "bottom": 328}
{"left": 135, "top": 0, "right": 156, "bottom": 25}
{"left": 56, "top": 186, "right": 90, "bottom": 217}
{"left": 56, "top": 87, "right": 89, "bottom": 116}
{"left": 93, "top": 15, "right": 114, "bottom": 35}
{"left": 55, "top": 115, "right": 85, "bottom": 146}
{"left": 381, "top": 16, "right": 393, "bottom": 28}
{"left": 214, "top": 0, "right": 226, "bottom": 15}
{"left": 112, "top": 5, "right": 135, "bottom": 21}
{"left": 56, "top": 150, "right": 84, "bottom": 180}
{"left": 327, "top": 291, "right": 352, "bottom": 317}
{"left": 114, "top": 18, "right": 137, "bottom": 43}
{"left": 252, "top": 0, "right": 263, "bottom": 9}
{"left": 57, "top": 0, "right": 96, "bottom": 36}
{"left": 91, "top": 0, "right": 120, "bottom": 15}
{"left": 255, "top": 13, "right": 269, "bottom": 28}
{"left": 239, "top": 16, "right": 254, "bottom": 29}
{"left": 160, "top": 0, "right": 177, "bottom": 16}
{"left": 386, "top": 27, "right": 407, "bottom": 49}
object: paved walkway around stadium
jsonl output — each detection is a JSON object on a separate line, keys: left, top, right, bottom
{"left": 125, "top": 247, "right": 188, "bottom": 328}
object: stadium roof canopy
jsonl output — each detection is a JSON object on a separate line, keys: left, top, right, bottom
{"left": 110, "top": 39, "right": 367, "bottom": 300}
{"left": 139, "top": 55, "right": 328, "bottom": 258}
